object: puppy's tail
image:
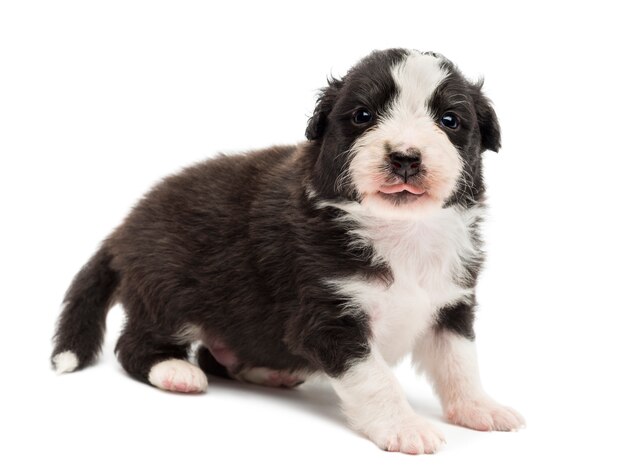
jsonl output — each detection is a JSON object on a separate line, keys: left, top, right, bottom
{"left": 51, "top": 244, "right": 120, "bottom": 374}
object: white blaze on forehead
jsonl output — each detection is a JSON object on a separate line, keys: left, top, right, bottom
{"left": 390, "top": 52, "right": 448, "bottom": 118}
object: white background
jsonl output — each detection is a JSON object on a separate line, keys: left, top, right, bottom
{"left": 1, "top": 1, "right": 625, "bottom": 472}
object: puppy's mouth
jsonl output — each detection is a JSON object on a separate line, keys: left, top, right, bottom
{"left": 375, "top": 182, "right": 428, "bottom": 205}
{"left": 378, "top": 183, "right": 426, "bottom": 196}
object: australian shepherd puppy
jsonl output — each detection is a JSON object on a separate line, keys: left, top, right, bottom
{"left": 52, "top": 48, "right": 524, "bottom": 454}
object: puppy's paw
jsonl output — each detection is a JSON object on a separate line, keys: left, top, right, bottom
{"left": 366, "top": 416, "right": 446, "bottom": 455}
{"left": 148, "top": 359, "right": 208, "bottom": 393}
{"left": 446, "top": 398, "right": 525, "bottom": 431}
{"left": 237, "top": 367, "right": 305, "bottom": 388}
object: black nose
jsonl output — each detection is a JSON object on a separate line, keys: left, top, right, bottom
{"left": 389, "top": 150, "right": 422, "bottom": 179}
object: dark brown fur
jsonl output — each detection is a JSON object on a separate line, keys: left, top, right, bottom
{"left": 53, "top": 145, "right": 382, "bottom": 381}
{"left": 51, "top": 48, "right": 500, "bottom": 385}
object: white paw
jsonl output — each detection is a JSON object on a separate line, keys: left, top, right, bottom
{"left": 148, "top": 359, "right": 208, "bottom": 393}
{"left": 366, "top": 415, "right": 446, "bottom": 455}
{"left": 237, "top": 367, "right": 305, "bottom": 388}
{"left": 446, "top": 397, "right": 525, "bottom": 431}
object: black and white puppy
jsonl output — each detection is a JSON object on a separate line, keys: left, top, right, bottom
{"left": 52, "top": 48, "right": 524, "bottom": 454}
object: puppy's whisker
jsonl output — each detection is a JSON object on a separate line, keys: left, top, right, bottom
{"left": 334, "top": 148, "right": 358, "bottom": 192}
{"left": 456, "top": 167, "right": 477, "bottom": 204}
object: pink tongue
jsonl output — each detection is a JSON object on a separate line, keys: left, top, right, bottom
{"left": 379, "top": 183, "right": 426, "bottom": 195}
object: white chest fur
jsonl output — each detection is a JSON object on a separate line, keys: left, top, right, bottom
{"left": 327, "top": 205, "right": 481, "bottom": 365}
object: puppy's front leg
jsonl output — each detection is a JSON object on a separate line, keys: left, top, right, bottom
{"left": 330, "top": 347, "right": 445, "bottom": 454}
{"left": 414, "top": 306, "right": 525, "bottom": 431}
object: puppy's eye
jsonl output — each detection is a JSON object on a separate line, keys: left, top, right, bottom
{"left": 440, "top": 112, "right": 460, "bottom": 129}
{"left": 353, "top": 108, "right": 373, "bottom": 125}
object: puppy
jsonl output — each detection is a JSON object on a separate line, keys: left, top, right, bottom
{"left": 52, "top": 48, "right": 524, "bottom": 454}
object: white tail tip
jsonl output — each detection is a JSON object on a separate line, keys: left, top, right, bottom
{"left": 53, "top": 351, "right": 79, "bottom": 374}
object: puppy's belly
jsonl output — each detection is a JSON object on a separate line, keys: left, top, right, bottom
{"left": 205, "top": 336, "right": 239, "bottom": 368}
{"left": 202, "top": 335, "right": 306, "bottom": 387}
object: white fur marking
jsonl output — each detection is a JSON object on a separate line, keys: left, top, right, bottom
{"left": 173, "top": 323, "right": 204, "bottom": 344}
{"left": 330, "top": 349, "right": 445, "bottom": 454}
{"left": 148, "top": 359, "right": 208, "bottom": 393}
{"left": 414, "top": 331, "right": 525, "bottom": 431}
{"left": 326, "top": 205, "right": 481, "bottom": 365}
{"left": 53, "top": 350, "right": 79, "bottom": 374}
{"left": 390, "top": 52, "right": 448, "bottom": 118}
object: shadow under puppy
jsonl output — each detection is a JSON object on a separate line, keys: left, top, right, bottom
{"left": 51, "top": 48, "right": 524, "bottom": 454}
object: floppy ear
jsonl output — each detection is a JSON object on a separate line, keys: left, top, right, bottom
{"left": 471, "top": 80, "right": 501, "bottom": 153}
{"left": 305, "top": 77, "right": 343, "bottom": 141}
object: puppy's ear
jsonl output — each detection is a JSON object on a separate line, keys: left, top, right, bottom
{"left": 305, "top": 77, "right": 343, "bottom": 141}
{"left": 471, "top": 80, "right": 501, "bottom": 153}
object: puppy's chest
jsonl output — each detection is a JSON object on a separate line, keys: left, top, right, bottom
{"left": 332, "top": 208, "right": 478, "bottom": 364}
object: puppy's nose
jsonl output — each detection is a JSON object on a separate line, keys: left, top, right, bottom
{"left": 389, "top": 150, "right": 422, "bottom": 179}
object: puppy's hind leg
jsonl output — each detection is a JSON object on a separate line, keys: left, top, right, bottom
{"left": 115, "top": 318, "right": 208, "bottom": 394}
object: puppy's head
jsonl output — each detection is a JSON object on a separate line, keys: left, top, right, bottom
{"left": 306, "top": 49, "right": 500, "bottom": 218}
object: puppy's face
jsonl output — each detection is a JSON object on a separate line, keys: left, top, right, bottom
{"left": 306, "top": 49, "right": 501, "bottom": 218}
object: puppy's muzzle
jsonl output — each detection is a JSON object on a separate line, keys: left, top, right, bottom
{"left": 389, "top": 150, "right": 422, "bottom": 182}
